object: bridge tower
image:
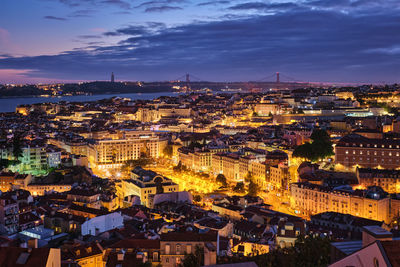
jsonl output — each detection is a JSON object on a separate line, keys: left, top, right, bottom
{"left": 185, "top": 73, "right": 191, "bottom": 91}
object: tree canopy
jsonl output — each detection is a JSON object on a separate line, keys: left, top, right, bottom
{"left": 163, "top": 144, "right": 173, "bottom": 157}
{"left": 180, "top": 245, "right": 204, "bottom": 267}
{"left": 233, "top": 182, "right": 245, "bottom": 193}
{"left": 293, "top": 129, "right": 334, "bottom": 162}
{"left": 216, "top": 174, "right": 227, "bottom": 187}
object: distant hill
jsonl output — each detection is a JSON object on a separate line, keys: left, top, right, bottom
{"left": 0, "top": 80, "right": 312, "bottom": 97}
{"left": 0, "top": 81, "right": 174, "bottom": 97}
{"left": 62, "top": 81, "right": 173, "bottom": 94}
{"left": 0, "top": 85, "right": 45, "bottom": 97}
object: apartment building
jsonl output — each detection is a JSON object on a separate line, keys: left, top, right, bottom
{"left": 356, "top": 168, "right": 400, "bottom": 193}
{"left": 119, "top": 167, "right": 179, "bottom": 207}
{"left": 270, "top": 163, "right": 290, "bottom": 191}
{"left": 160, "top": 231, "right": 217, "bottom": 267}
{"left": 66, "top": 189, "right": 101, "bottom": 209}
{"left": 335, "top": 134, "right": 400, "bottom": 169}
{"left": 25, "top": 183, "right": 72, "bottom": 196}
{"left": 0, "top": 196, "right": 19, "bottom": 234}
{"left": 290, "top": 183, "right": 390, "bottom": 223}
{"left": 177, "top": 147, "right": 213, "bottom": 172}
{"left": 248, "top": 161, "right": 269, "bottom": 189}
{"left": 0, "top": 142, "right": 60, "bottom": 174}
{"left": 49, "top": 134, "right": 88, "bottom": 156}
{"left": 254, "top": 103, "right": 282, "bottom": 116}
{"left": 212, "top": 153, "right": 241, "bottom": 184}
{"left": 0, "top": 172, "right": 17, "bottom": 192}
{"left": 88, "top": 130, "right": 167, "bottom": 170}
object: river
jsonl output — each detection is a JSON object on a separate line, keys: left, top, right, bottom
{"left": 0, "top": 92, "right": 177, "bottom": 113}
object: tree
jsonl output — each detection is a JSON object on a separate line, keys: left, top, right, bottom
{"left": 244, "top": 172, "right": 259, "bottom": 196}
{"left": 216, "top": 174, "right": 227, "bottom": 187}
{"left": 244, "top": 172, "right": 253, "bottom": 183}
{"left": 163, "top": 144, "right": 173, "bottom": 157}
{"left": 180, "top": 245, "right": 204, "bottom": 267}
{"left": 248, "top": 180, "right": 259, "bottom": 197}
{"left": 12, "top": 134, "right": 23, "bottom": 161}
{"left": 123, "top": 157, "right": 154, "bottom": 172}
{"left": 233, "top": 182, "right": 245, "bottom": 193}
{"left": 293, "top": 129, "right": 334, "bottom": 162}
{"left": 173, "top": 161, "right": 183, "bottom": 172}
{"left": 0, "top": 159, "right": 10, "bottom": 170}
{"left": 188, "top": 141, "right": 202, "bottom": 150}
{"left": 193, "top": 195, "right": 202, "bottom": 202}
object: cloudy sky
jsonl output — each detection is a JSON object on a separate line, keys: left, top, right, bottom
{"left": 0, "top": 0, "right": 399, "bottom": 83}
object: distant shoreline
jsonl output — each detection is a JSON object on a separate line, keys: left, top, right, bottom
{"left": 0, "top": 90, "right": 174, "bottom": 99}
{"left": 0, "top": 91, "right": 180, "bottom": 113}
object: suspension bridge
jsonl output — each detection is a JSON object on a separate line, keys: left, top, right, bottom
{"left": 171, "top": 72, "right": 314, "bottom": 92}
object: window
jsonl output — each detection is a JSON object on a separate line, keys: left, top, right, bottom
{"left": 374, "top": 257, "right": 380, "bottom": 267}
{"left": 165, "top": 244, "right": 170, "bottom": 255}
{"left": 176, "top": 244, "right": 181, "bottom": 254}
{"left": 186, "top": 245, "right": 192, "bottom": 254}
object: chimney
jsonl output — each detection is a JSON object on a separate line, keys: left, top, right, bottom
{"left": 362, "top": 226, "right": 393, "bottom": 248}
{"left": 217, "top": 232, "right": 220, "bottom": 256}
{"left": 117, "top": 251, "right": 125, "bottom": 261}
{"left": 28, "top": 239, "right": 38, "bottom": 249}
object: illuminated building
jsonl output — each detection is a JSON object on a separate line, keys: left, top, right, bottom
{"left": 254, "top": 103, "right": 282, "bottom": 116}
{"left": 49, "top": 135, "right": 88, "bottom": 157}
{"left": 46, "top": 146, "right": 62, "bottom": 168}
{"left": 283, "top": 127, "right": 313, "bottom": 146}
{"left": 335, "top": 134, "right": 400, "bottom": 169}
{"left": 290, "top": 183, "right": 390, "bottom": 223}
{"left": 66, "top": 189, "right": 101, "bottom": 209}
{"left": 335, "top": 91, "right": 355, "bottom": 100}
{"left": 20, "top": 145, "right": 47, "bottom": 172}
{"left": 177, "top": 147, "right": 213, "bottom": 172}
{"left": 356, "top": 168, "right": 400, "bottom": 193}
{"left": 232, "top": 241, "right": 269, "bottom": 256}
{"left": 211, "top": 203, "right": 243, "bottom": 221}
{"left": 134, "top": 106, "right": 191, "bottom": 123}
{"left": 134, "top": 107, "right": 158, "bottom": 122}
{"left": 0, "top": 142, "right": 60, "bottom": 174}
{"left": 157, "top": 106, "right": 191, "bottom": 118}
{"left": 119, "top": 167, "right": 179, "bottom": 207}
{"left": 81, "top": 212, "right": 123, "bottom": 236}
{"left": 212, "top": 153, "right": 241, "bottom": 183}
{"left": 248, "top": 161, "right": 269, "bottom": 189}
{"left": 26, "top": 184, "right": 72, "bottom": 196}
{"left": 64, "top": 242, "right": 105, "bottom": 267}
{"left": 0, "top": 172, "right": 17, "bottom": 191}
{"left": 88, "top": 131, "right": 167, "bottom": 170}
{"left": 160, "top": 231, "right": 217, "bottom": 267}
{"left": 276, "top": 218, "right": 306, "bottom": 248}
{"left": 270, "top": 163, "right": 291, "bottom": 191}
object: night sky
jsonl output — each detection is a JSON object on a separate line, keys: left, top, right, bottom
{"left": 1, "top": 0, "right": 399, "bottom": 83}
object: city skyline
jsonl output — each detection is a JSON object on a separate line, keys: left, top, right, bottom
{"left": 1, "top": 0, "right": 400, "bottom": 84}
